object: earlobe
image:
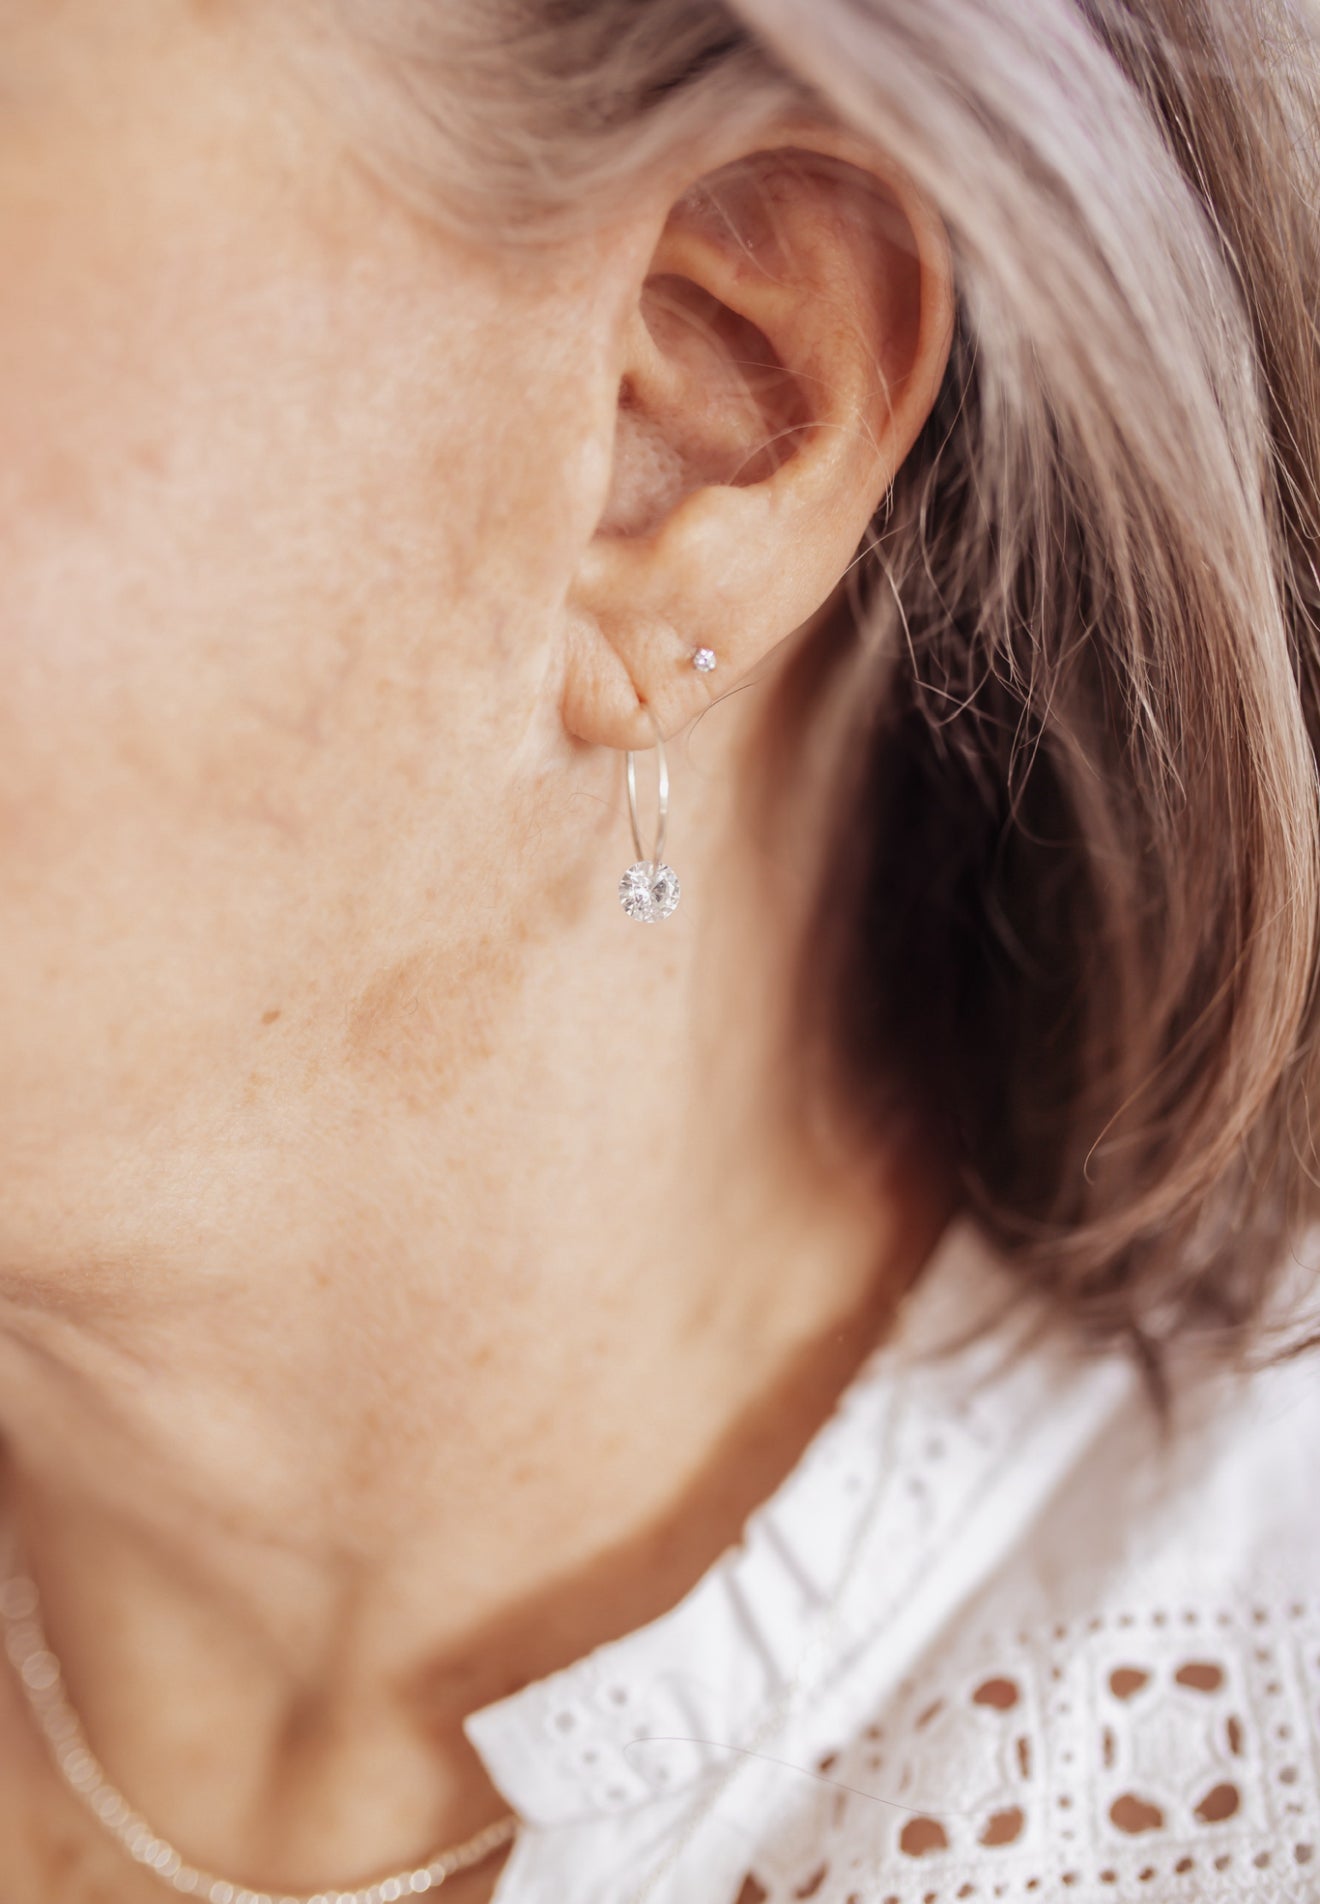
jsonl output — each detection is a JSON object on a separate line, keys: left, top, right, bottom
{"left": 563, "top": 128, "right": 955, "bottom": 752}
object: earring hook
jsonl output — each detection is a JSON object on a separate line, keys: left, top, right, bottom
{"left": 625, "top": 702, "right": 668, "bottom": 867}
{"left": 619, "top": 703, "right": 680, "bottom": 923}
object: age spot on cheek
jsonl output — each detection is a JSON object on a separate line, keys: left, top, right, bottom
{"left": 343, "top": 932, "right": 528, "bottom": 1107}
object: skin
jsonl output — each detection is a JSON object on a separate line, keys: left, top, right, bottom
{"left": 0, "top": 4, "right": 955, "bottom": 1899}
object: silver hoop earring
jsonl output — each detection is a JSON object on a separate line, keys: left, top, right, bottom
{"left": 618, "top": 705, "right": 681, "bottom": 924}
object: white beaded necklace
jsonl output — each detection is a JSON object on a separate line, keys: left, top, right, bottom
{"left": 0, "top": 1564, "right": 518, "bottom": 1904}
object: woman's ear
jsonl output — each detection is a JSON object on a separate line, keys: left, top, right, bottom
{"left": 563, "top": 120, "right": 956, "bottom": 749}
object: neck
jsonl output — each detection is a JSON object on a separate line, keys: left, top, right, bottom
{"left": 0, "top": 687, "right": 949, "bottom": 1897}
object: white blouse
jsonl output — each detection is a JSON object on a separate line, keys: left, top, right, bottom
{"left": 461, "top": 1216, "right": 1320, "bottom": 1904}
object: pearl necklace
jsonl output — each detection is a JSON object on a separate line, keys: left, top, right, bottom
{"left": 0, "top": 1566, "right": 518, "bottom": 1904}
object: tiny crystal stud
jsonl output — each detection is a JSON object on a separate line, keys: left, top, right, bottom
{"left": 691, "top": 647, "right": 717, "bottom": 673}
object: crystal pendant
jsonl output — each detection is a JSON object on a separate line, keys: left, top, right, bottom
{"left": 619, "top": 860, "right": 680, "bottom": 923}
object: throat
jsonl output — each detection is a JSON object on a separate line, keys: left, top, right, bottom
{"left": 0, "top": 1138, "right": 947, "bottom": 1896}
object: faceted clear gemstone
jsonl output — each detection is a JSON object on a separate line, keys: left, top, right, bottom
{"left": 692, "top": 647, "right": 717, "bottom": 673}
{"left": 618, "top": 861, "right": 680, "bottom": 922}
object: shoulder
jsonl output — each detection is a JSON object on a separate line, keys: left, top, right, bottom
{"left": 882, "top": 1343, "right": 1320, "bottom": 1900}
{"left": 729, "top": 1237, "right": 1320, "bottom": 1904}
{"left": 1039, "top": 1311, "right": 1320, "bottom": 1603}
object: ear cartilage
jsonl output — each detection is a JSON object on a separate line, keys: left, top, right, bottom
{"left": 691, "top": 647, "right": 717, "bottom": 673}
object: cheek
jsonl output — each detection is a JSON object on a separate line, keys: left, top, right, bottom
{"left": 0, "top": 235, "right": 346, "bottom": 1125}
{"left": 0, "top": 142, "right": 551, "bottom": 1187}
{"left": 0, "top": 19, "right": 617, "bottom": 1292}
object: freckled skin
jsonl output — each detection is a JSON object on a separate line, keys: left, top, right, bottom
{"left": 0, "top": 4, "right": 954, "bottom": 1897}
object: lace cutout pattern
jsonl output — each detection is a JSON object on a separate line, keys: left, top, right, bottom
{"left": 731, "top": 1600, "right": 1320, "bottom": 1904}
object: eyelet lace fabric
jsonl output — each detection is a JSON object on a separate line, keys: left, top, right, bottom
{"left": 727, "top": 1599, "right": 1320, "bottom": 1904}
{"left": 459, "top": 1219, "right": 1320, "bottom": 1904}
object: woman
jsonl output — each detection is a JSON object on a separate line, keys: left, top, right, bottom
{"left": 1, "top": 0, "right": 1318, "bottom": 1899}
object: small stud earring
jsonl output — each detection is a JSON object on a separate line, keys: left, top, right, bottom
{"left": 691, "top": 647, "right": 717, "bottom": 674}
{"left": 618, "top": 705, "right": 680, "bottom": 924}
